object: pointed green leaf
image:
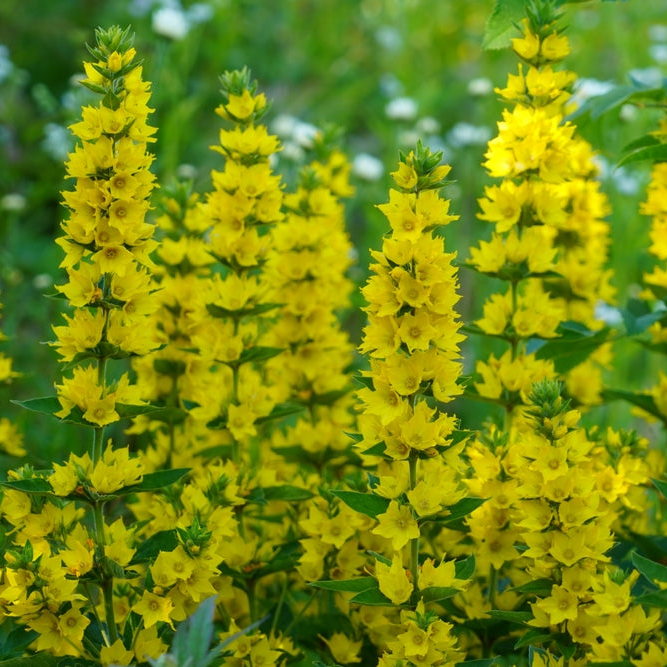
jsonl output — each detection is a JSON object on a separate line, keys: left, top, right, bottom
{"left": 635, "top": 588, "right": 667, "bottom": 608}
{"left": 311, "top": 577, "right": 377, "bottom": 594}
{"left": 514, "top": 627, "right": 557, "bottom": 649}
{"left": 653, "top": 478, "right": 667, "bottom": 499}
{"left": 618, "top": 142, "right": 667, "bottom": 168}
{"left": 349, "top": 585, "right": 391, "bottom": 606}
{"left": 238, "top": 346, "right": 285, "bottom": 365}
{"left": 0, "top": 478, "right": 53, "bottom": 494}
{"left": 510, "top": 578, "right": 553, "bottom": 595}
{"left": 171, "top": 596, "right": 215, "bottom": 666}
{"left": 122, "top": 468, "right": 190, "bottom": 495}
{"left": 255, "top": 402, "right": 303, "bottom": 425}
{"left": 420, "top": 586, "right": 460, "bottom": 603}
{"left": 455, "top": 554, "right": 476, "bottom": 580}
{"left": 440, "top": 497, "right": 487, "bottom": 526}
{"left": 482, "top": 0, "right": 525, "bottom": 50}
{"left": 632, "top": 552, "right": 667, "bottom": 584}
{"left": 115, "top": 402, "right": 164, "bottom": 419}
{"left": 130, "top": 529, "right": 179, "bottom": 564}
{"left": 454, "top": 660, "right": 499, "bottom": 667}
{"left": 12, "top": 396, "right": 65, "bottom": 419}
{"left": 533, "top": 324, "right": 610, "bottom": 373}
{"left": 486, "top": 610, "right": 533, "bottom": 624}
{"left": 331, "top": 490, "right": 390, "bottom": 519}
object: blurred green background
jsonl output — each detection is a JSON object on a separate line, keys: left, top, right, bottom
{"left": 1, "top": 0, "right": 666, "bottom": 468}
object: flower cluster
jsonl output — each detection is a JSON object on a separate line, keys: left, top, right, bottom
{"left": 0, "top": 295, "right": 24, "bottom": 457}
{"left": 53, "top": 25, "right": 159, "bottom": 428}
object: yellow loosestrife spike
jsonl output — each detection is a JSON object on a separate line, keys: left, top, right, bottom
{"left": 54, "top": 25, "right": 158, "bottom": 427}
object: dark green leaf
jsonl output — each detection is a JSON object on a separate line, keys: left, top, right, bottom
{"left": 632, "top": 552, "right": 667, "bottom": 584}
{"left": 238, "top": 346, "right": 285, "bottom": 365}
{"left": 486, "top": 610, "right": 533, "bottom": 624}
{"left": 331, "top": 490, "right": 390, "bottom": 519}
{"left": 653, "top": 478, "right": 667, "bottom": 499}
{"left": 510, "top": 578, "right": 553, "bottom": 595}
{"left": 602, "top": 389, "right": 664, "bottom": 422}
{"left": 255, "top": 402, "right": 303, "bottom": 425}
{"left": 482, "top": 0, "right": 525, "bottom": 50}
{"left": 115, "top": 402, "right": 164, "bottom": 419}
{"left": 420, "top": 586, "right": 460, "bottom": 603}
{"left": 620, "top": 298, "right": 666, "bottom": 335}
{"left": 310, "top": 576, "right": 377, "bottom": 593}
{"left": 622, "top": 133, "right": 661, "bottom": 154}
{"left": 514, "top": 627, "right": 555, "bottom": 649}
{"left": 130, "top": 529, "right": 179, "bottom": 564}
{"left": 455, "top": 660, "right": 499, "bottom": 667}
{"left": 122, "top": 468, "right": 190, "bottom": 495}
{"left": 635, "top": 588, "right": 667, "bottom": 608}
{"left": 349, "top": 586, "right": 391, "bottom": 606}
{"left": 263, "top": 485, "right": 313, "bottom": 502}
{"left": 12, "top": 396, "right": 67, "bottom": 420}
{"left": 455, "top": 554, "right": 476, "bottom": 580}
{"left": 0, "top": 478, "right": 53, "bottom": 494}
{"left": 533, "top": 323, "right": 610, "bottom": 373}
{"left": 439, "top": 497, "right": 487, "bottom": 527}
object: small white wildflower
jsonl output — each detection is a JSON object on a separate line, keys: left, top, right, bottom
{"left": 187, "top": 3, "right": 215, "bottom": 25}
{"left": 467, "top": 77, "right": 493, "bottom": 97}
{"left": 612, "top": 166, "right": 640, "bottom": 196}
{"left": 292, "top": 121, "right": 319, "bottom": 148}
{"left": 152, "top": 6, "right": 190, "bottom": 40}
{"left": 281, "top": 141, "right": 305, "bottom": 162}
{"left": 33, "top": 273, "right": 53, "bottom": 290}
{"left": 1, "top": 193, "right": 26, "bottom": 212}
{"left": 649, "top": 44, "right": 667, "bottom": 65}
{"left": 415, "top": 116, "right": 440, "bottom": 135}
{"left": 385, "top": 96, "right": 418, "bottom": 121}
{"left": 619, "top": 103, "right": 638, "bottom": 123}
{"left": 352, "top": 153, "right": 383, "bottom": 182}
{"left": 447, "top": 122, "right": 491, "bottom": 148}
{"left": 272, "top": 114, "right": 299, "bottom": 139}
{"left": 375, "top": 26, "right": 402, "bottom": 51}
{"left": 594, "top": 301, "right": 623, "bottom": 327}
{"left": 648, "top": 24, "right": 667, "bottom": 43}
{"left": 629, "top": 66, "right": 663, "bottom": 89}
{"left": 176, "top": 163, "right": 198, "bottom": 180}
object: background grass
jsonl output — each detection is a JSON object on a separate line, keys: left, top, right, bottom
{"left": 1, "top": 0, "right": 666, "bottom": 469}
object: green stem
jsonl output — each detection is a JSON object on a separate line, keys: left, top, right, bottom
{"left": 93, "top": 501, "right": 118, "bottom": 644}
{"left": 488, "top": 564, "right": 498, "bottom": 608}
{"left": 409, "top": 452, "right": 420, "bottom": 604}
{"left": 93, "top": 354, "right": 108, "bottom": 464}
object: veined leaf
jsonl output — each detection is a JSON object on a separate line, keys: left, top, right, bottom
{"left": 486, "top": 610, "right": 532, "bottom": 624}
{"left": 420, "top": 586, "right": 460, "bottom": 603}
{"left": 331, "top": 490, "right": 390, "bottom": 519}
{"left": 455, "top": 554, "right": 476, "bottom": 580}
{"left": 130, "top": 529, "right": 179, "bottom": 564}
{"left": 0, "top": 478, "right": 53, "bottom": 494}
{"left": 653, "top": 478, "right": 667, "bottom": 499}
{"left": 533, "top": 323, "right": 610, "bottom": 373}
{"left": 482, "top": 0, "right": 525, "bottom": 50}
{"left": 618, "top": 142, "right": 667, "bottom": 168}
{"left": 122, "top": 468, "right": 190, "bottom": 494}
{"left": 349, "top": 584, "right": 390, "bottom": 606}
{"left": 454, "top": 660, "right": 499, "bottom": 667}
{"left": 262, "top": 485, "right": 313, "bottom": 502}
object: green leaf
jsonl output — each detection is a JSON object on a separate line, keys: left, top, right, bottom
{"left": 331, "top": 490, "right": 390, "bottom": 519}
{"left": 455, "top": 554, "right": 476, "bottom": 580}
{"left": 653, "top": 478, "right": 667, "bottom": 499}
{"left": 310, "top": 576, "right": 377, "bottom": 593}
{"left": 115, "top": 402, "right": 164, "bottom": 419}
{"left": 349, "top": 586, "right": 391, "bottom": 606}
{"left": 238, "top": 346, "right": 284, "bottom": 365}
{"left": 602, "top": 389, "right": 664, "bottom": 422}
{"left": 620, "top": 298, "right": 666, "bottom": 335}
{"left": 514, "top": 627, "right": 556, "bottom": 649}
{"left": 438, "top": 497, "right": 487, "bottom": 527}
{"left": 357, "top": 441, "right": 387, "bottom": 457}
{"left": 0, "top": 478, "right": 53, "bottom": 494}
{"left": 510, "top": 578, "right": 553, "bottom": 595}
{"left": 632, "top": 552, "right": 667, "bottom": 584}
{"left": 0, "top": 626, "right": 38, "bottom": 660}
{"left": 122, "top": 468, "right": 190, "bottom": 495}
{"left": 482, "top": 0, "right": 525, "bottom": 50}
{"left": 262, "top": 485, "right": 313, "bottom": 502}
{"left": 618, "top": 142, "right": 667, "bottom": 168}
{"left": 420, "top": 586, "right": 460, "bottom": 603}
{"left": 486, "top": 610, "right": 533, "bottom": 625}
{"left": 622, "top": 133, "right": 661, "bottom": 154}
{"left": 634, "top": 588, "right": 667, "bottom": 608}
{"left": 533, "top": 322, "right": 610, "bottom": 373}
{"left": 12, "top": 396, "right": 65, "bottom": 420}
{"left": 171, "top": 596, "right": 215, "bottom": 667}
{"left": 255, "top": 402, "right": 304, "bottom": 425}
{"left": 130, "top": 529, "right": 179, "bottom": 564}
{"left": 455, "top": 660, "right": 499, "bottom": 667}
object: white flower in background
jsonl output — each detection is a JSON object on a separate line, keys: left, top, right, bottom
{"left": 648, "top": 24, "right": 667, "bottom": 43}
{"left": 416, "top": 116, "right": 440, "bottom": 135}
{"left": 385, "top": 96, "right": 418, "bottom": 121}
{"left": 467, "top": 77, "right": 493, "bottom": 97}
{"left": 447, "top": 122, "right": 491, "bottom": 148}
{"left": 569, "top": 77, "right": 614, "bottom": 110}
{"left": 619, "top": 103, "right": 638, "bottom": 122}
{"left": 375, "top": 26, "right": 402, "bottom": 51}
{"left": 33, "top": 273, "right": 53, "bottom": 290}
{"left": 292, "top": 121, "right": 319, "bottom": 148}
{"left": 594, "top": 302, "right": 623, "bottom": 327}
{"left": 272, "top": 114, "right": 299, "bottom": 138}
{"left": 629, "top": 66, "right": 663, "bottom": 88}
{"left": 398, "top": 129, "right": 420, "bottom": 147}
{"left": 1, "top": 193, "right": 26, "bottom": 212}
{"left": 187, "top": 3, "right": 215, "bottom": 25}
{"left": 281, "top": 141, "right": 305, "bottom": 162}
{"left": 176, "top": 163, "right": 198, "bottom": 180}
{"left": 153, "top": 5, "right": 190, "bottom": 40}
{"left": 649, "top": 44, "right": 667, "bottom": 65}
{"left": 352, "top": 153, "right": 383, "bottom": 182}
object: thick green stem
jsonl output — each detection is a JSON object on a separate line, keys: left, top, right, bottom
{"left": 93, "top": 501, "right": 118, "bottom": 644}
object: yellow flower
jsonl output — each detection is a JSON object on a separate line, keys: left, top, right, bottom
{"left": 132, "top": 590, "right": 174, "bottom": 629}
{"left": 372, "top": 500, "right": 419, "bottom": 550}
{"left": 319, "top": 632, "right": 363, "bottom": 664}
{"left": 376, "top": 554, "right": 413, "bottom": 605}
